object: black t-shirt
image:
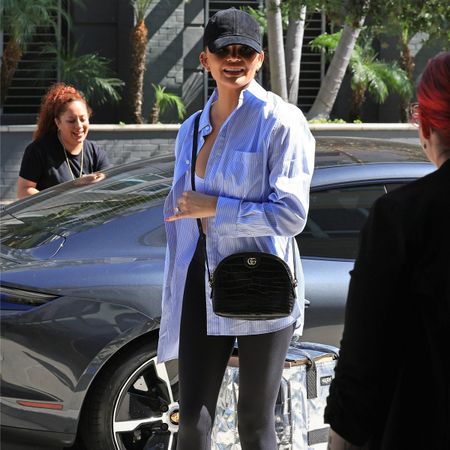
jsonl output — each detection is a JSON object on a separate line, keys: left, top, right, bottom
{"left": 19, "top": 133, "right": 111, "bottom": 191}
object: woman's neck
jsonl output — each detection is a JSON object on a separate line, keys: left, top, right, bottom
{"left": 427, "top": 130, "right": 450, "bottom": 168}
{"left": 58, "top": 133, "right": 83, "bottom": 155}
{"left": 435, "top": 149, "right": 450, "bottom": 168}
{"left": 211, "top": 85, "right": 246, "bottom": 128}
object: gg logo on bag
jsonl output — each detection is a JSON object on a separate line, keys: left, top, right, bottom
{"left": 245, "top": 257, "right": 259, "bottom": 268}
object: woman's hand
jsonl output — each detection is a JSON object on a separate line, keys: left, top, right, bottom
{"left": 73, "top": 172, "right": 106, "bottom": 186}
{"left": 165, "top": 191, "right": 218, "bottom": 222}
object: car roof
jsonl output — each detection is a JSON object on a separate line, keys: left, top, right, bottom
{"left": 311, "top": 162, "right": 434, "bottom": 189}
{"left": 314, "top": 137, "right": 427, "bottom": 167}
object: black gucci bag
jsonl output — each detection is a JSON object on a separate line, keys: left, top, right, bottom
{"left": 211, "top": 252, "right": 297, "bottom": 320}
{"left": 190, "top": 113, "right": 297, "bottom": 320}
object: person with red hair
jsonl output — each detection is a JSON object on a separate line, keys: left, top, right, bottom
{"left": 17, "top": 83, "right": 110, "bottom": 199}
{"left": 325, "top": 51, "right": 450, "bottom": 450}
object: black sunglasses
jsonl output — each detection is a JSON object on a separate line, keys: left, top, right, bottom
{"left": 214, "top": 45, "right": 258, "bottom": 59}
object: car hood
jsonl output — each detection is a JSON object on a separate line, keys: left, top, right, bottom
{"left": 0, "top": 212, "right": 66, "bottom": 265}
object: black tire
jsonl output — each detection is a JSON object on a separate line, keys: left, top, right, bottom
{"left": 80, "top": 339, "right": 179, "bottom": 450}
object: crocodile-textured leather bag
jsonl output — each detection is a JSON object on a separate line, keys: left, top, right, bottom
{"left": 190, "top": 114, "right": 297, "bottom": 320}
{"left": 211, "top": 251, "right": 297, "bottom": 320}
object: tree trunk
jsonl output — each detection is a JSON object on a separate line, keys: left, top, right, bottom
{"left": 150, "top": 103, "right": 159, "bottom": 124}
{"left": 128, "top": 20, "right": 148, "bottom": 124}
{"left": 265, "top": 0, "right": 287, "bottom": 100}
{"left": 307, "top": 19, "right": 365, "bottom": 120}
{"left": 1, "top": 40, "right": 23, "bottom": 105}
{"left": 399, "top": 35, "right": 414, "bottom": 122}
{"left": 350, "top": 85, "right": 365, "bottom": 122}
{"left": 286, "top": 5, "right": 306, "bottom": 105}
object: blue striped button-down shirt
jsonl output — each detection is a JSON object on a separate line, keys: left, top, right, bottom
{"left": 157, "top": 81, "right": 315, "bottom": 363}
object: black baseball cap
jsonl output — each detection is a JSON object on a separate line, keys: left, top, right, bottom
{"left": 203, "top": 8, "right": 262, "bottom": 54}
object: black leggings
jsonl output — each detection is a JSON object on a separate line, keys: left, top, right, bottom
{"left": 177, "top": 239, "right": 294, "bottom": 450}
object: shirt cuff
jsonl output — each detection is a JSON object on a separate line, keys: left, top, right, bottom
{"left": 215, "top": 196, "right": 240, "bottom": 237}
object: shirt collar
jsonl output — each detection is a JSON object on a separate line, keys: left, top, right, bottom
{"left": 241, "top": 79, "right": 268, "bottom": 103}
{"left": 199, "top": 80, "right": 267, "bottom": 131}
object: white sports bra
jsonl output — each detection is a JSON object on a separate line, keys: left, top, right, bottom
{"left": 194, "top": 173, "right": 205, "bottom": 192}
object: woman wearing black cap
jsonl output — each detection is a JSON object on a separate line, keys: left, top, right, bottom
{"left": 158, "top": 8, "right": 315, "bottom": 449}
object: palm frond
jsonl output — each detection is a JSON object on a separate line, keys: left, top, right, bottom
{"left": 2, "top": 0, "right": 63, "bottom": 48}
{"left": 242, "top": 6, "right": 267, "bottom": 32}
{"left": 373, "top": 62, "right": 413, "bottom": 99}
{"left": 2, "top": 0, "right": 81, "bottom": 50}
{"left": 57, "top": 45, "right": 124, "bottom": 105}
{"left": 131, "top": 0, "right": 153, "bottom": 22}
{"left": 312, "top": 29, "right": 412, "bottom": 104}
{"left": 365, "top": 70, "right": 389, "bottom": 103}
{"left": 152, "top": 84, "right": 186, "bottom": 121}
{"left": 309, "top": 31, "right": 341, "bottom": 58}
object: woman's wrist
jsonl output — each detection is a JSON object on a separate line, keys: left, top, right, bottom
{"left": 208, "top": 195, "right": 218, "bottom": 216}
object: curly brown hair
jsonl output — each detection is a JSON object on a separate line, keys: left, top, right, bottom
{"left": 33, "top": 83, "right": 92, "bottom": 141}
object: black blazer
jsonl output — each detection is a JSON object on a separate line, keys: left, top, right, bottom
{"left": 325, "top": 159, "right": 450, "bottom": 450}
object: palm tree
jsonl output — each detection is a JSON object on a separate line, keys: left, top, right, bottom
{"left": 369, "top": 0, "right": 449, "bottom": 121}
{"left": 307, "top": 0, "right": 370, "bottom": 120}
{"left": 286, "top": 3, "right": 307, "bottom": 104}
{"left": 247, "top": 2, "right": 308, "bottom": 104}
{"left": 150, "top": 84, "right": 186, "bottom": 124}
{"left": 265, "top": 0, "right": 288, "bottom": 100}
{"left": 310, "top": 30, "right": 412, "bottom": 121}
{"left": 128, "top": 0, "right": 153, "bottom": 124}
{"left": 57, "top": 45, "right": 125, "bottom": 106}
{"left": 0, "top": 0, "right": 67, "bottom": 104}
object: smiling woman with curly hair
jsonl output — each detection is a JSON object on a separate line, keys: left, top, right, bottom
{"left": 17, "top": 83, "right": 110, "bottom": 199}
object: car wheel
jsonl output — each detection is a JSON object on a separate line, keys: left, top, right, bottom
{"left": 81, "top": 340, "right": 179, "bottom": 450}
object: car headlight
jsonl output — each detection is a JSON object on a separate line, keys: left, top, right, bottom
{"left": 0, "top": 285, "right": 59, "bottom": 310}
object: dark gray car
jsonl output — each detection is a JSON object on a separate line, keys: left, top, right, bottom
{"left": 0, "top": 137, "right": 433, "bottom": 450}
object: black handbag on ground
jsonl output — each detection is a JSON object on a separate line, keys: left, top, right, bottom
{"left": 190, "top": 113, "right": 297, "bottom": 320}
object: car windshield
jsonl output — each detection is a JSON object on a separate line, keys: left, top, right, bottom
{"left": 3, "top": 157, "right": 174, "bottom": 238}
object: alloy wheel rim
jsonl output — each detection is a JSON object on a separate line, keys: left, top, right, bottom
{"left": 112, "top": 356, "right": 178, "bottom": 449}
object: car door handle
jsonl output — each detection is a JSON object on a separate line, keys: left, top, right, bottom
{"left": 305, "top": 298, "right": 310, "bottom": 308}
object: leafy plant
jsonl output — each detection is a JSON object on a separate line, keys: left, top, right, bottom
{"left": 243, "top": 6, "right": 268, "bottom": 30}
{"left": 369, "top": 0, "right": 449, "bottom": 120}
{"left": 0, "top": 0, "right": 70, "bottom": 104}
{"left": 150, "top": 84, "right": 186, "bottom": 124}
{"left": 58, "top": 45, "right": 124, "bottom": 105}
{"left": 308, "top": 118, "right": 347, "bottom": 124}
{"left": 310, "top": 30, "right": 412, "bottom": 121}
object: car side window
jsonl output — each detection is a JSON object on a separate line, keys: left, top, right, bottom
{"left": 297, "top": 184, "right": 389, "bottom": 260}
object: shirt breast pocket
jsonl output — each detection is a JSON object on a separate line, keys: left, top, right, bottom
{"left": 223, "top": 150, "right": 264, "bottom": 198}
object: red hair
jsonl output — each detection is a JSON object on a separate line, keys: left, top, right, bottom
{"left": 33, "top": 83, "right": 92, "bottom": 141}
{"left": 416, "top": 52, "right": 450, "bottom": 142}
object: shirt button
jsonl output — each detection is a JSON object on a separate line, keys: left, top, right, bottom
{"left": 185, "top": 159, "right": 189, "bottom": 164}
